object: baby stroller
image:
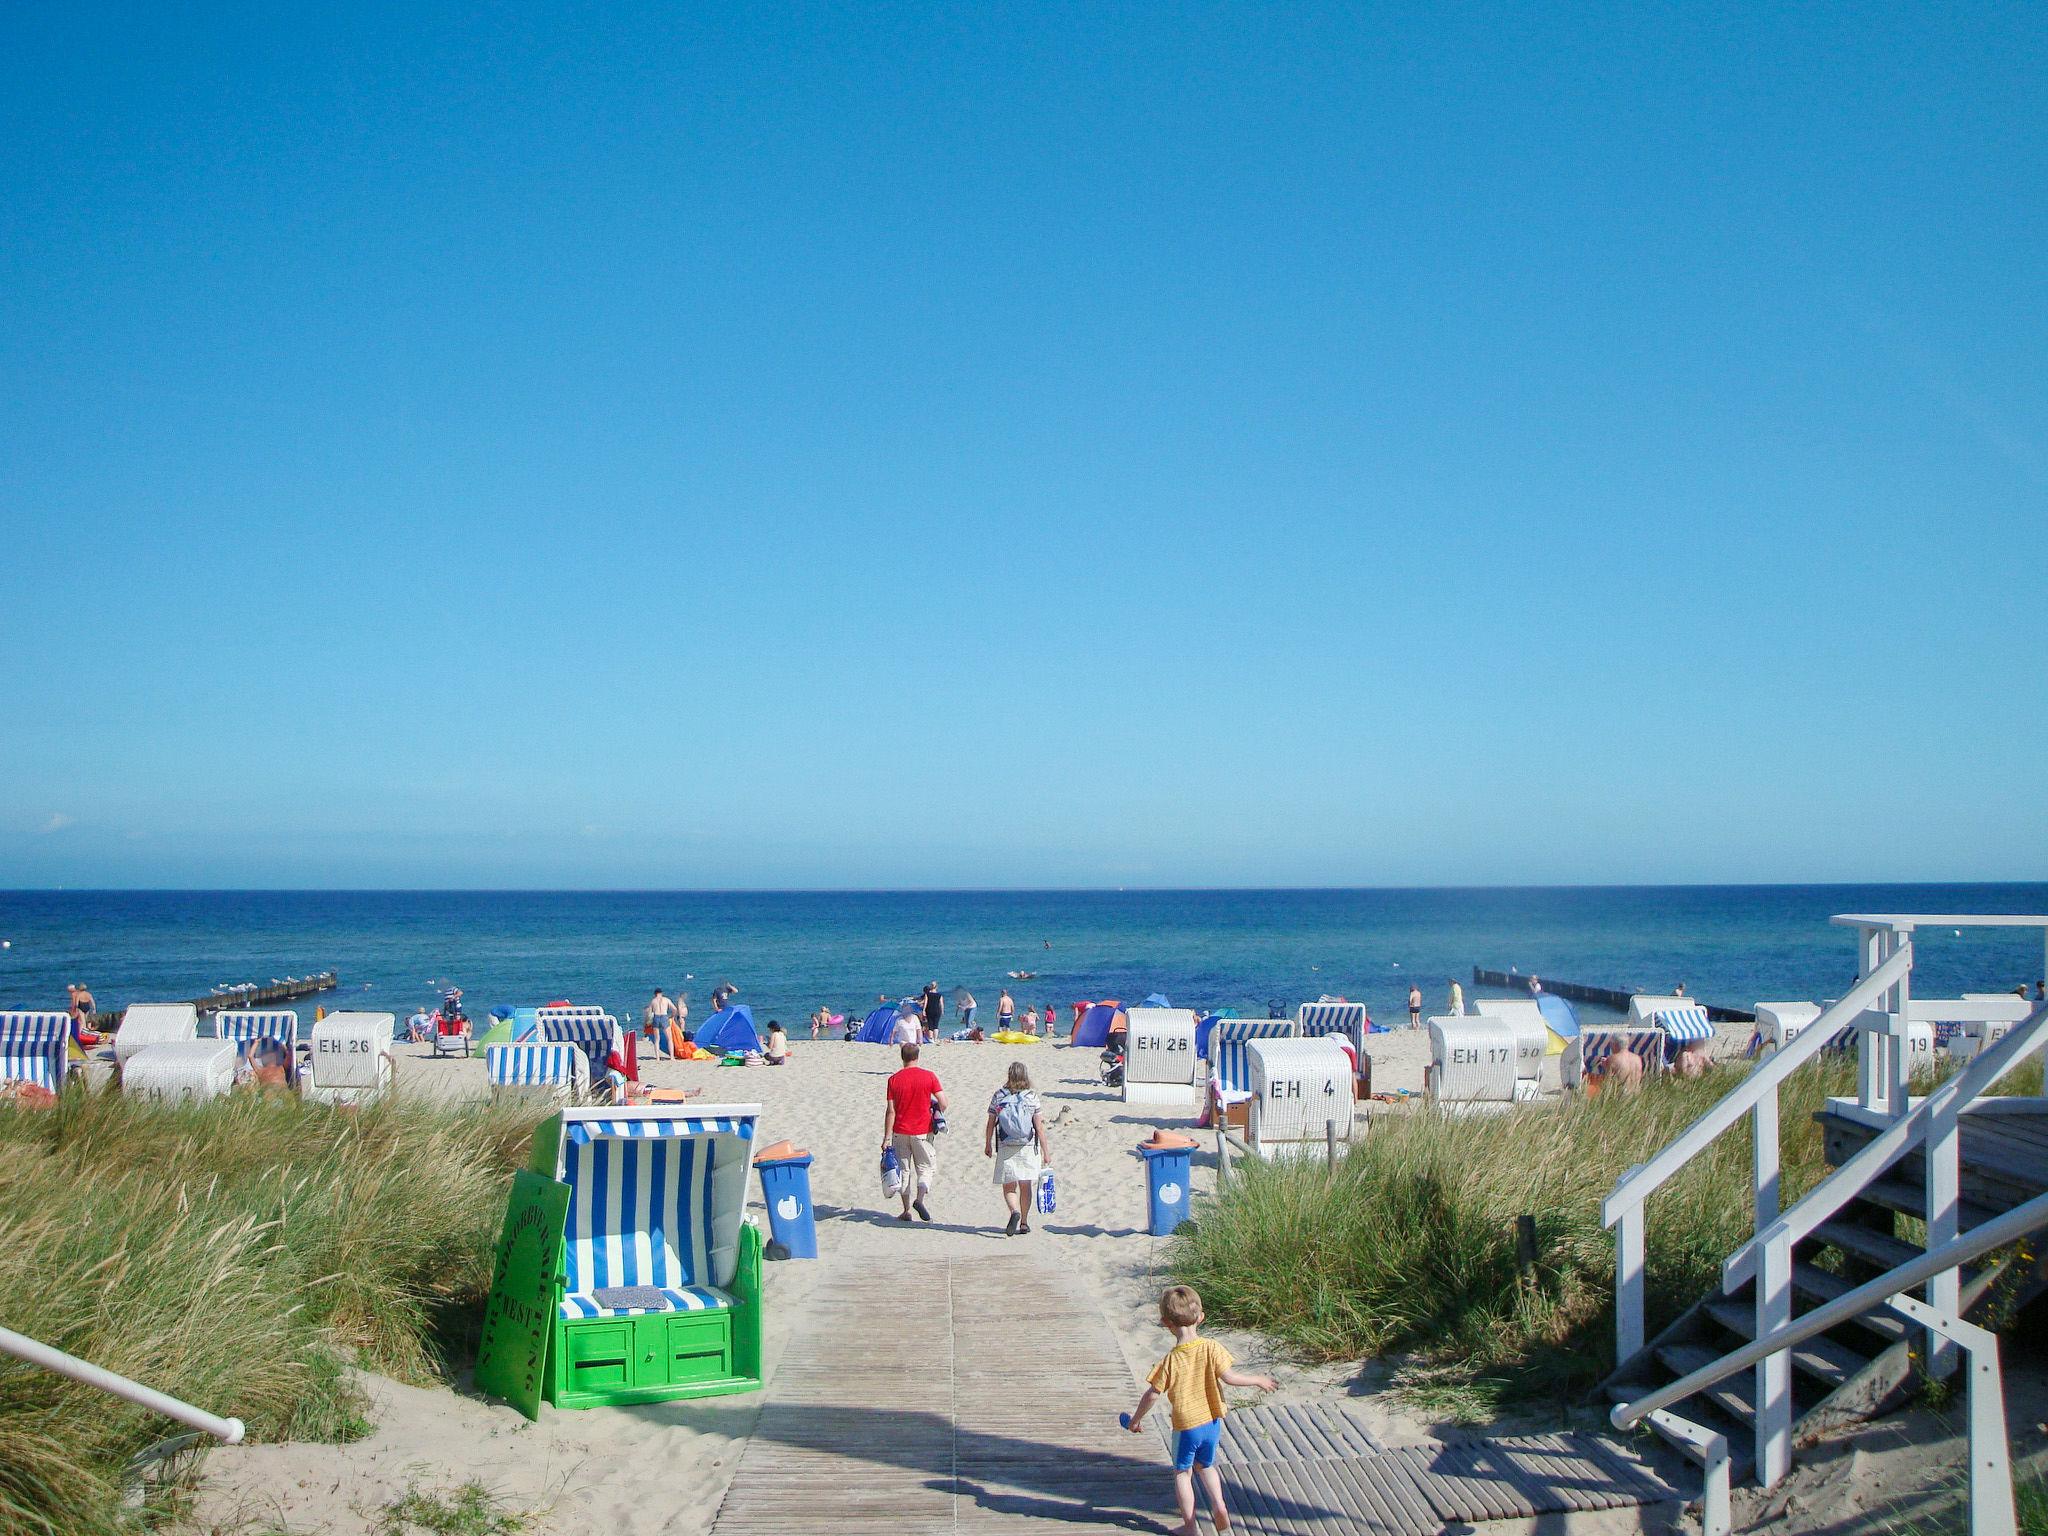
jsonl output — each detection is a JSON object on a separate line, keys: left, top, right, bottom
{"left": 1099, "top": 1040, "right": 1125, "bottom": 1088}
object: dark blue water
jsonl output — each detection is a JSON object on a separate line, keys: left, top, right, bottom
{"left": 1, "top": 886, "right": 2043, "bottom": 1030}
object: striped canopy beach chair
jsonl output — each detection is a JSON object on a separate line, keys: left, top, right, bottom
{"left": 486, "top": 1042, "right": 591, "bottom": 1104}
{"left": 1297, "top": 1000, "right": 1371, "bottom": 1058}
{"left": 1202, "top": 1017, "right": 1297, "bottom": 1125}
{"left": 476, "top": 1105, "right": 766, "bottom": 1415}
{"left": 0, "top": 1013, "right": 70, "bottom": 1096}
{"left": 1563, "top": 1024, "right": 1667, "bottom": 1089}
{"left": 540, "top": 1012, "right": 626, "bottom": 1101}
{"left": 1652, "top": 1005, "right": 1715, "bottom": 1065}
{"left": 214, "top": 1009, "right": 301, "bottom": 1085}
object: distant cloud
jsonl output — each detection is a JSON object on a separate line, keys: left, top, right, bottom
{"left": 38, "top": 813, "right": 74, "bottom": 835}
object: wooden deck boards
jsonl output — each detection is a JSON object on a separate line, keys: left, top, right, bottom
{"left": 711, "top": 1253, "right": 1683, "bottom": 1535}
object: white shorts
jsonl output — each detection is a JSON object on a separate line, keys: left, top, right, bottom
{"left": 993, "top": 1140, "right": 1041, "bottom": 1185}
{"left": 891, "top": 1132, "right": 936, "bottom": 1193}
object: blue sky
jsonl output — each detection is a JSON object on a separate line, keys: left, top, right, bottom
{"left": 2, "top": 4, "right": 2043, "bottom": 889}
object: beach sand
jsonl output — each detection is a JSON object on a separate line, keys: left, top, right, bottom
{"left": 186, "top": 1020, "right": 2035, "bottom": 1535}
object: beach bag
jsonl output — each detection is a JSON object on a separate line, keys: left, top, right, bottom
{"left": 1035, "top": 1169, "right": 1056, "bottom": 1214}
{"left": 930, "top": 1098, "right": 947, "bottom": 1136}
{"left": 995, "top": 1089, "right": 1037, "bottom": 1145}
{"left": 880, "top": 1144, "right": 905, "bottom": 1197}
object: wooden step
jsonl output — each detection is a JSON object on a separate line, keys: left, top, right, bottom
{"left": 1604, "top": 1378, "right": 1755, "bottom": 1481}
{"left": 1699, "top": 1299, "right": 1868, "bottom": 1390}
{"left": 1855, "top": 1177, "right": 1999, "bottom": 1231}
{"left": 1814, "top": 1219, "right": 1923, "bottom": 1272}
{"left": 1656, "top": 1344, "right": 1760, "bottom": 1426}
{"left": 1789, "top": 1263, "right": 1909, "bottom": 1340}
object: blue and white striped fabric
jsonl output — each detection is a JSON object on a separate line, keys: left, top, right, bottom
{"left": 0, "top": 1013, "right": 69, "bottom": 1093}
{"left": 1297, "top": 1002, "right": 1369, "bottom": 1054}
{"left": 486, "top": 1043, "right": 584, "bottom": 1087}
{"left": 1579, "top": 1027, "right": 1666, "bottom": 1077}
{"left": 540, "top": 1013, "right": 619, "bottom": 1072}
{"left": 567, "top": 1117, "right": 757, "bottom": 1142}
{"left": 559, "top": 1127, "right": 740, "bottom": 1318}
{"left": 213, "top": 1010, "right": 298, "bottom": 1055}
{"left": 536, "top": 1005, "right": 608, "bottom": 1018}
{"left": 559, "top": 1284, "right": 734, "bottom": 1320}
{"left": 1208, "top": 1018, "right": 1298, "bottom": 1097}
{"left": 1654, "top": 1007, "right": 1715, "bottom": 1043}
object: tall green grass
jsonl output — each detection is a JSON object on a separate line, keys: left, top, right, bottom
{"left": 0, "top": 1093, "right": 542, "bottom": 1536}
{"left": 1172, "top": 1058, "right": 1862, "bottom": 1417}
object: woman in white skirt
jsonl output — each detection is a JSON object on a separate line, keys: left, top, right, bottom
{"left": 984, "top": 1060, "right": 1052, "bottom": 1236}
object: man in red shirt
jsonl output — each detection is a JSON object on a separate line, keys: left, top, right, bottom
{"left": 883, "top": 1043, "right": 947, "bottom": 1222}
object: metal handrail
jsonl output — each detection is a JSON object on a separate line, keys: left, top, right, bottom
{"left": 1613, "top": 1185, "right": 2048, "bottom": 1430}
{"left": 1721, "top": 999, "right": 2048, "bottom": 1289}
{"left": 1601, "top": 947, "right": 1909, "bottom": 1226}
{"left": 0, "top": 1325, "right": 243, "bottom": 1444}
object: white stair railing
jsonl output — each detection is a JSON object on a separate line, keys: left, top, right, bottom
{"left": 1614, "top": 1186, "right": 2048, "bottom": 1536}
{"left": 0, "top": 1324, "right": 243, "bottom": 1444}
{"left": 1601, "top": 913, "right": 2048, "bottom": 1491}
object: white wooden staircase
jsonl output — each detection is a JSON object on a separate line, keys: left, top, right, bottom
{"left": 1600, "top": 914, "right": 2048, "bottom": 1536}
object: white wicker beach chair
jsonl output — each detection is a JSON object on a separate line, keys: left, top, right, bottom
{"left": 1246, "top": 1035, "right": 1354, "bottom": 1156}
{"left": 122, "top": 1040, "right": 237, "bottom": 1104}
{"left": 1426, "top": 1015, "right": 1521, "bottom": 1115}
{"left": 306, "top": 1013, "right": 396, "bottom": 1106}
{"left": 113, "top": 1003, "right": 199, "bottom": 1064}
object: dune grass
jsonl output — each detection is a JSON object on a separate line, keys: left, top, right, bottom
{"left": 0, "top": 1091, "right": 542, "bottom": 1536}
{"left": 1175, "top": 1049, "right": 2045, "bottom": 1421}
{"left": 1172, "top": 1057, "right": 1863, "bottom": 1419}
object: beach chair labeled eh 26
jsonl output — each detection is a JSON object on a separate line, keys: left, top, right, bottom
{"left": 475, "top": 1105, "right": 765, "bottom": 1416}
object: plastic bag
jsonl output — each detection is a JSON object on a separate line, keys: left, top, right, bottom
{"left": 881, "top": 1144, "right": 905, "bottom": 1197}
{"left": 1035, "top": 1169, "right": 1056, "bottom": 1214}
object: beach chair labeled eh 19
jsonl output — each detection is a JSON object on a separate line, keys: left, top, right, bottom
{"left": 0, "top": 1013, "right": 71, "bottom": 1096}
{"left": 474, "top": 1105, "right": 765, "bottom": 1416}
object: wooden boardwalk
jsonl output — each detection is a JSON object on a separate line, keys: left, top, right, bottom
{"left": 711, "top": 1253, "right": 1682, "bottom": 1535}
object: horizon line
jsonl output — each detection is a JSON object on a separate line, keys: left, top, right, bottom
{"left": 6, "top": 879, "right": 2048, "bottom": 897}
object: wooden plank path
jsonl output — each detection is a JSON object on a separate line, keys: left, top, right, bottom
{"left": 712, "top": 1252, "right": 1684, "bottom": 1535}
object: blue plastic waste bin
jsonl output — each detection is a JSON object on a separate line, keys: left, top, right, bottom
{"left": 1138, "top": 1142, "right": 1193, "bottom": 1236}
{"left": 755, "top": 1153, "right": 818, "bottom": 1259}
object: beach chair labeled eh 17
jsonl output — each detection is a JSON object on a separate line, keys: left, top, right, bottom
{"left": 0, "top": 1013, "right": 71, "bottom": 1096}
{"left": 475, "top": 1105, "right": 766, "bottom": 1416}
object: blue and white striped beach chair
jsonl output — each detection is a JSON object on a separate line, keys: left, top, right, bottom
{"left": 475, "top": 1104, "right": 766, "bottom": 1413}
{"left": 540, "top": 1012, "right": 625, "bottom": 1101}
{"left": 486, "top": 1042, "right": 591, "bottom": 1104}
{"left": 1652, "top": 1005, "right": 1715, "bottom": 1065}
{"left": 1205, "top": 1017, "right": 1297, "bottom": 1123}
{"left": 213, "top": 1009, "right": 301, "bottom": 1085}
{"left": 1564, "top": 1024, "right": 1667, "bottom": 1089}
{"left": 0, "top": 1012, "right": 70, "bottom": 1095}
{"left": 555, "top": 1111, "right": 758, "bottom": 1319}
{"left": 1297, "top": 1001, "right": 1370, "bottom": 1058}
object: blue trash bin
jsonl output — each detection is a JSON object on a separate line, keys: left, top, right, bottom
{"left": 755, "top": 1153, "right": 818, "bottom": 1259}
{"left": 1138, "top": 1142, "right": 1193, "bottom": 1236}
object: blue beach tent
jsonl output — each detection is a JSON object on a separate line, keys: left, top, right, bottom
{"left": 1071, "top": 1003, "right": 1124, "bottom": 1050}
{"left": 1537, "top": 993, "right": 1581, "bottom": 1046}
{"left": 854, "top": 1006, "right": 901, "bottom": 1045}
{"left": 695, "top": 1005, "right": 764, "bottom": 1057}
{"left": 1141, "top": 992, "right": 1172, "bottom": 1010}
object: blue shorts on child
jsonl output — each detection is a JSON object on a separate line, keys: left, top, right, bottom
{"left": 1172, "top": 1419, "right": 1221, "bottom": 1471}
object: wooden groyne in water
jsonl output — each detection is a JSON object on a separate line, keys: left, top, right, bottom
{"left": 91, "top": 971, "right": 340, "bottom": 1030}
{"left": 1471, "top": 967, "right": 1754, "bottom": 1024}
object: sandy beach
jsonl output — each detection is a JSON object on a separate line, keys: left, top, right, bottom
{"left": 180, "top": 1014, "right": 2040, "bottom": 1536}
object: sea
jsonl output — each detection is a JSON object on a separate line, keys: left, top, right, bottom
{"left": 2, "top": 885, "right": 2044, "bottom": 1035}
